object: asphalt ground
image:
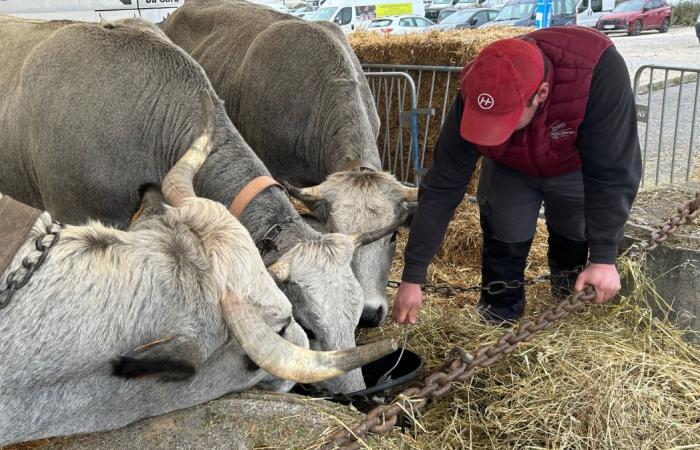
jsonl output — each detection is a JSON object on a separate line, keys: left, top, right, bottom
{"left": 609, "top": 27, "right": 700, "bottom": 187}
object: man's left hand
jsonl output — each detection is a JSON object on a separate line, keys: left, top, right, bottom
{"left": 574, "top": 263, "right": 621, "bottom": 304}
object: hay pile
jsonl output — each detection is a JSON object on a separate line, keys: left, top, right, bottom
{"left": 349, "top": 29, "right": 529, "bottom": 66}
{"left": 327, "top": 198, "right": 700, "bottom": 449}
{"left": 349, "top": 30, "right": 527, "bottom": 187}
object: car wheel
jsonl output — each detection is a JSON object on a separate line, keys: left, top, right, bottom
{"left": 659, "top": 17, "right": 670, "bottom": 33}
{"left": 628, "top": 19, "right": 642, "bottom": 36}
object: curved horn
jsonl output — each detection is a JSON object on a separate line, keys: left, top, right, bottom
{"left": 267, "top": 260, "right": 290, "bottom": 282}
{"left": 351, "top": 208, "right": 409, "bottom": 248}
{"left": 402, "top": 186, "right": 418, "bottom": 202}
{"left": 161, "top": 90, "right": 217, "bottom": 207}
{"left": 282, "top": 181, "right": 323, "bottom": 204}
{"left": 220, "top": 291, "right": 397, "bottom": 383}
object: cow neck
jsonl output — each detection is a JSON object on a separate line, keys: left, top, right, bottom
{"left": 226, "top": 176, "right": 314, "bottom": 253}
{"left": 229, "top": 176, "right": 283, "bottom": 219}
{"left": 339, "top": 159, "right": 377, "bottom": 173}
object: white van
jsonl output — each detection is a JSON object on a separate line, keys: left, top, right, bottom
{"left": 0, "top": 0, "right": 184, "bottom": 24}
{"left": 306, "top": 0, "right": 426, "bottom": 32}
{"left": 575, "top": 0, "right": 615, "bottom": 27}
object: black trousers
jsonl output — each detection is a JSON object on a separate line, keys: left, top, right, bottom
{"left": 477, "top": 159, "right": 589, "bottom": 319}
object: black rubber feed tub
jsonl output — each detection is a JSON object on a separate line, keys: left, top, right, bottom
{"left": 349, "top": 347, "right": 424, "bottom": 395}
{"left": 292, "top": 348, "right": 424, "bottom": 403}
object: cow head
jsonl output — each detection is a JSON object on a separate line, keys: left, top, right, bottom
{"left": 284, "top": 171, "right": 417, "bottom": 329}
{"left": 260, "top": 210, "right": 407, "bottom": 393}
{"left": 160, "top": 91, "right": 397, "bottom": 388}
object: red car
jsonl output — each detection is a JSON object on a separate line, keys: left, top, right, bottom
{"left": 597, "top": 0, "right": 672, "bottom": 36}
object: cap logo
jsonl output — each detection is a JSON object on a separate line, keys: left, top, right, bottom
{"left": 477, "top": 93, "right": 495, "bottom": 110}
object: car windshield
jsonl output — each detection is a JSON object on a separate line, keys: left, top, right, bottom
{"left": 612, "top": 0, "right": 644, "bottom": 11}
{"left": 306, "top": 6, "right": 337, "bottom": 20}
{"left": 494, "top": 1, "right": 534, "bottom": 20}
{"left": 433, "top": 0, "right": 454, "bottom": 5}
{"left": 369, "top": 19, "right": 393, "bottom": 27}
{"left": 441, "top": 9, "right": 477, "bottom": 23}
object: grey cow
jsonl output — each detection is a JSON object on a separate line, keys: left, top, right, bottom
{"left": 0, "top": 100, "right": 394, "bottom": 446}
{"left": 162, "top": 0, "right": 418, "bottom": 328}
{"left": 0, "top": 15, "right": 402, "bottom": 393}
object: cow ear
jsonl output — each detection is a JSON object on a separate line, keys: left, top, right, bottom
{"left": 400, "top": 201, "right": 418, "bottom": 229}
{"left": 300, "top": 212, "right": 327, "bottom": 233}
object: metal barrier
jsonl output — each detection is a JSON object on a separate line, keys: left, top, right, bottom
{"left": 365, "top": 63, "right": 700, "bottom": 189}
{"left": 633, "top": 65, "right": 700, "bottom": 187}
{"left": 364, "top": 72, "right": 420, "bottom": 186}
{"left": 364, "top": 64, "right": 462, "bottom": 186}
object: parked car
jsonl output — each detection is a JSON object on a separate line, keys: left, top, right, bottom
{"left": 576, "top": 0, "right": 615, "bottom": 27}
{"left": 480, "top": 0, "right": 576, "bottom": 27}
{"left": 596, "top": 0, "right": 671, "bottom": 35}
{"left": 696, "top": 13, "right": 700, "bottom": 43}
{"left": 425, "top": 0, "right": 457, "bottom": 21}
{"left": 437, "top": 7, "right": 459, "bottom": 22}
{"left": 367, "top": 14, "right": 435, "bottom": 33}
{"left": 304, "top": 0, "right": 426, "bottom": 32}
{"left": 453, "top": 0, "right": 487, "bottom": 9}
{"left": 436, "top": 7, "right": 498, "bottom": 28}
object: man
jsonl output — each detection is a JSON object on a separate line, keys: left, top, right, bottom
{"left": 393, "top": 26, "right": 641, "bottom": 324}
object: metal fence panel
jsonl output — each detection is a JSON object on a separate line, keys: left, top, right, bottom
{"left": 364, "top": 64, "right": 462, "bottom": 186}
{"left": 365, "top": 63, "right": 700, "bottom": 189}
{"left": 632, "top": 65, "right": 699, "bottom": 187}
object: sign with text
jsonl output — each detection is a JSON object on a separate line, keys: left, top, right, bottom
{"left": 375, "top": 2, "right": 413, "bottom": 16}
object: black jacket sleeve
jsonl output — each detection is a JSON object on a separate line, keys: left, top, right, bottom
{"left": 577, "top": 46, "right": 642, "bottom": 264}
{"left": 401, "top": 95, "right": 480, "bottom": 284}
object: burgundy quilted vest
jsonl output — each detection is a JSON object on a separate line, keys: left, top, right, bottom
{"left": 460, "top": 27, "right": 613, "bottom": 177}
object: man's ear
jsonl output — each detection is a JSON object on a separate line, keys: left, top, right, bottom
{"left": 534, "top": 82, "right": 550, "bottom": 106}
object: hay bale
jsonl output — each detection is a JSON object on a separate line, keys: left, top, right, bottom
{"left": 349, "top": 29, "right": 529, "bottom": 66}
{"left": 350, "top": 29, "right": 527, "bottom": 191}
{"left": 349, "top": 199, "right": 700, "bottom": 450}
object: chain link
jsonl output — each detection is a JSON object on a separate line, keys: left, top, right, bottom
{"left": 0, "top": 223, "right": 62, "bottom": 310}
{"left": 327, "top": 191, "right": 700, "bottom": 450}
{"left": 387, "top": 266, "right": 584, "bottom": 296}
{"left": 628, "top": 191, "right": 700, "bottom": 255}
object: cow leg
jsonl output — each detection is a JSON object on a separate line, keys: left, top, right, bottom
{"left": 111, "top": 335, "right": 205, "bottom": 382}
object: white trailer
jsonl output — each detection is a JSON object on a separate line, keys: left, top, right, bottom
{"left": 0, "top": 0, "right": 184, "bottom": 23}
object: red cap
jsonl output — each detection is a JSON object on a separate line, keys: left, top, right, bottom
{"left": 460, "top": 38, "right": 545, "bottom": 146}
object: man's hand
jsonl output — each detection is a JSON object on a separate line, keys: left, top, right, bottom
{"left": 574, "top": 263, "right": 621, "bottom": 304}
{"left": 392, "top": 282, "right": 423, "bottom": 324}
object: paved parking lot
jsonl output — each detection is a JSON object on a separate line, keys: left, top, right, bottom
{"left": 608, "top": 26, "right": 699, "bottom": 80}
{"left": 599, "top": 27, "right": 699, "bottom": 187}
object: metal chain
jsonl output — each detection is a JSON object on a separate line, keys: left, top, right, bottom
{"left": 627, "top": 191, "right": 700, "bottom": 255}
{"left": 0, "top": 223, "right": 62, "bottom": 310}
{"left": 327, "top": 191, "right": 700, "bottom": 450}
{"left": 386, "top": 266, "right": 584, "bottom": 296}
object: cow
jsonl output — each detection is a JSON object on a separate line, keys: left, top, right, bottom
{"left": 162, "top": 0, "right": 419, "bottom": 328}
{"left": 0, "top": 98, "right": 396, "bottom": 446}
{"left": 0, "top": 15, "right": 402, "bottom": 393}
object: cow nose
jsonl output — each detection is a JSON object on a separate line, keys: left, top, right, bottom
{"left": 358, "top": 306, "right": 385, "bottom": 328}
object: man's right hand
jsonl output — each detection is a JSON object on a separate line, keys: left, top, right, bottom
{"left": 392, "top": 282, "right": 423, "bottom": 324}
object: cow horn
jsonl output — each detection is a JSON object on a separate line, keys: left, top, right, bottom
{"left": 267, "top": 260, "right": 290, "bottom": 282}
{"left": 351, "top": 208, "right": 409, "bottom": 248}
{"left": 220, "top": 291, "right": 397, "bottom": 383}
{"left": 162, "top": 90, "right": 217, "bottom": 207}
{"left": 402, "top": 186, "right": 418, "bottom": 202}
{"left": 282, "top": 181, "right": 323, "bottom": 204}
